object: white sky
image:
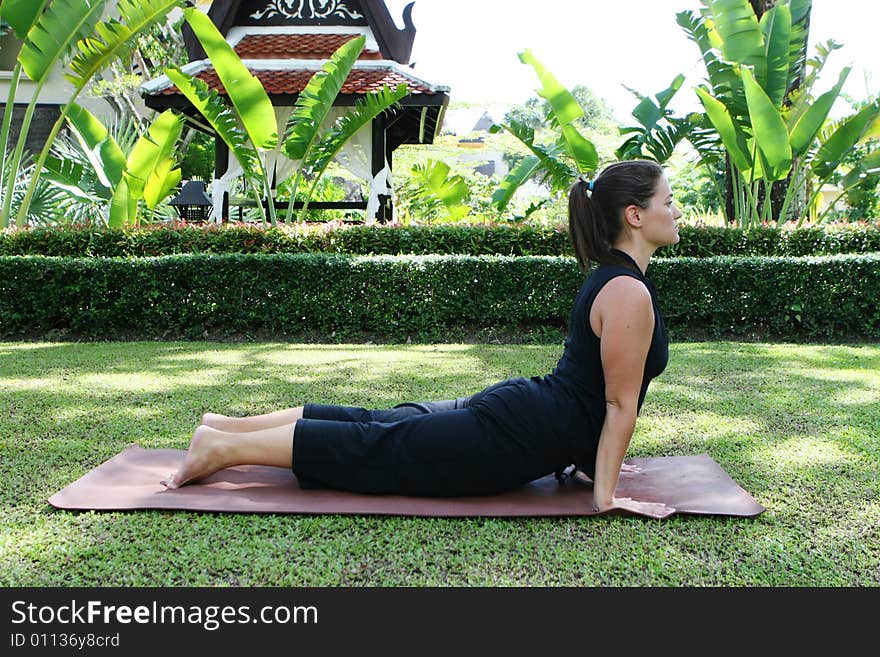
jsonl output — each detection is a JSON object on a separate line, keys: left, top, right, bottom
{"left": 384, "top": 0, "right": 879, "bottom": 121}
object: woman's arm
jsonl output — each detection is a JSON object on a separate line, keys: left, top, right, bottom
{"left": 590, "top": 276, "right": 673, "bottom": 518}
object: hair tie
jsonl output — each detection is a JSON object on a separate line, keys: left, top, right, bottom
{"left": 579, "top": 176, "right": 595, "bottom": 194}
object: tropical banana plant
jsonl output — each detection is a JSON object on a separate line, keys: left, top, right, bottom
{"left": 679, "top": 0, "right": 815, "bottom": 224}
{"left": 489, "top": 49, "right": 599, "bottom": 214}
{"left": 683, "top": 0, "right": 880, "bottom": 226}
{"left": 695, "top": 41, "right": 879, "bottom": 225}
{"left": 44, "top": 104, "right": 183, "bottom": 227}
{"left": 0, "top": 0, "right": 184, "bottom": 229}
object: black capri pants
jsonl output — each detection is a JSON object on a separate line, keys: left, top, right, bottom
{"left": 291, "top": 380, "right": 569, "bottom": 497}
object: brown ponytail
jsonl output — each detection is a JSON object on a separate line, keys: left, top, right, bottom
{"left": 568, "top": 160, "right": 664, "bottom": 271}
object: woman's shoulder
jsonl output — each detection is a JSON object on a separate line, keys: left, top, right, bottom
{"left": 584, "top": 263, "right": 645, "bottom": 290}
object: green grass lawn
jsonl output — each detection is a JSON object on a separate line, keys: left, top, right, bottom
{"left": 1, "top": 341, "right": 877, "bottom": 586}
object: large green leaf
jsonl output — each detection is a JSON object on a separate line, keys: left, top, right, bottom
{"left": 706, "top": 0, "right": 766, "bottom": 80}
{"left": 859, "top": 149, "right": 880, "bottom": 175}
{"left": 1, "top": 0, "right": 49, "bottom": 39}
{"left": 125, "top": 110, "right": 183, "bottom": 199}
{"left": 812, "top": 102, "right": 880, "bottom": 180}
{"left": 656, "top": 74, "right": 686, "bottom": 111}
{"left": 283, "top": 35, "right": 365, "bottom": 161}
{"left": 788, "top": 66, "right": 850, "bottom": 155}
{"left": 65, "top": 103, "right": 126, "bottom": 189}
{"left": 863, "top": 113, "right": 880, "bottom": 142}
{"left": 143, "top": 158, "right": 181, "bottom": 210}
{"left": 305, "top": 84, "right": 407, "bottom": 183}
{"left": 492, "top": 155, "right": 542, "bottom": 211}
{"left": 559, "top": 125, "right": 598, "bottom": 174}
{"left": 165, "top": 66, "right": 262, "bottom": 181}
{"left": 518, "top": 49, "right": 598, "bottom": 172}
{"left": 108, "top": 176, "right": 134, "bottom": 228}
{"left": 67, "top": 0, "right": 184, "bottom": 89}
{"left": 518, "top": 49, "right": 582, "bottom": 126}
{"left": 183, "top": 7, "right": 277, "bottom": 151}
{"left": 17, "top": 0, "right": 106, "bottom": 83}
{"left": 695, "top": 87, "right": 752, "bottom": 173}
{"left": 742, "top": 67, "right": 791, "bottom": 181}
{"left": 840, "top": 150, "right": 880, "bottom": 200}
{"left": 759, "top": 4, "right": 792, "bottom": 107}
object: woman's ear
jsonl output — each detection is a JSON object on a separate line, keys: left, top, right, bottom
{"left": 623, "top": 204, "right": 642, "bottom": 229}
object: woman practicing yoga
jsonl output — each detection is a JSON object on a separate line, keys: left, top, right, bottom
{"left": 163, "top": 160, "right": 682, "bottom": 517}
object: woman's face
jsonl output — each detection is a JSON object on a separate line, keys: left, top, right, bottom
{"left": 640, "top": 174, "right": 682, "bottom": 248}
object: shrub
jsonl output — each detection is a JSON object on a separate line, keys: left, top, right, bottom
{"left": 1, "top": 254, "right": 877, "bottom": 341}
{"left": 1, "top": 223, "right": 878, "bottom": 258}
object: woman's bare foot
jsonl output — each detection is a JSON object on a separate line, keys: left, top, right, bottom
{"left": 200, "top": 412, "right": 231, "bottom": 431}
{"left": 161, "top": 425, "right": 233, "bottom": 489}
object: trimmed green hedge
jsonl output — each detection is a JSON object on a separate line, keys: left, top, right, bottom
{"left": 1, "top": 254, "right": 877, "bottom": 340}
{"left": 1, "top": 223, "right": 879, "bottom": 258}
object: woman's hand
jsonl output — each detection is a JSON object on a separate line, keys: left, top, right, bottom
{"left": 596, "top": 496, "right": 675, "bottom": 519}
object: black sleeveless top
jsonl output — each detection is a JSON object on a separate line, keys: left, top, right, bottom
{"left": 546, "top": 249, "right": 669, "bottom": 477}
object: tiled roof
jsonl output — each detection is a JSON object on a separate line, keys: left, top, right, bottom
{"left": 234, "top": 34, "right": 383, "bottom": 60}
{"left": 160, "top": 66, "right": 441, "bottom": 96}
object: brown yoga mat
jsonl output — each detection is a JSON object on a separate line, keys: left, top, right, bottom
{"left": 48, "top": 446, "right": 764, "bottom": 519}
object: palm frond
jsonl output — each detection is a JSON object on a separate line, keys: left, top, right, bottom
{"left": 412, "top": 161, "right": 466, "bottom": 205}
{"left": 518, "top": 49, "right": 598, "bottom": 173}
{"left": 759, "top": 4, "right": 792, "bottom": 107}
{"left": 786, "top": 0, "right": 813, "bottom": 96}
{"left": 125, "top": 110, "right": 184, "bottom": 199}
{"left": 1, "top": 155, "right": 72, "bottom": 226}
{"left": 65, "top": 103, "right": 127, "bottom": 189}
{"left": 616, "top": 76, "right": 689, "bottom": 164}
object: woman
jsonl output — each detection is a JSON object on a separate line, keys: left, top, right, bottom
{"left": 163, "top": 160, "right": 682, "bottom": 517}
